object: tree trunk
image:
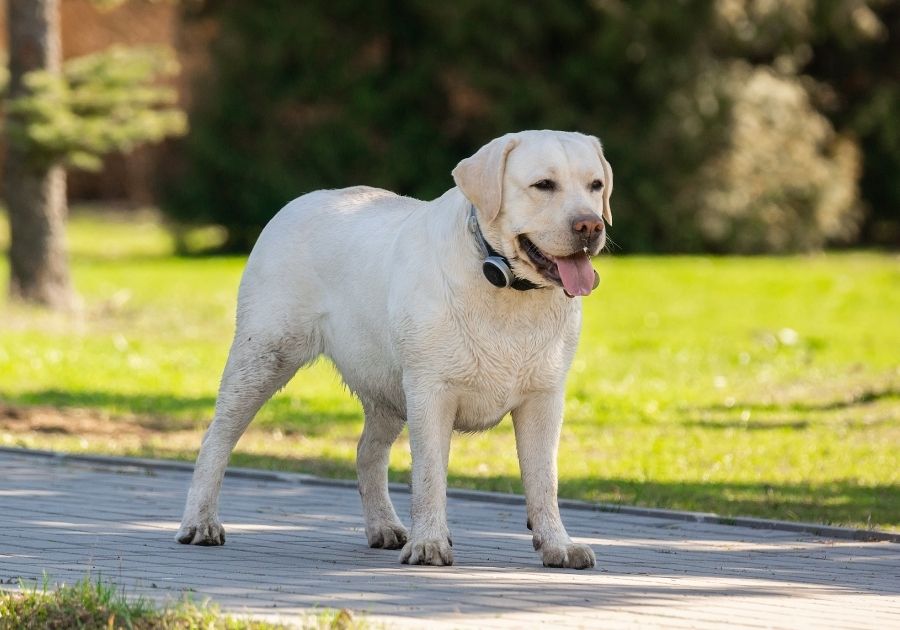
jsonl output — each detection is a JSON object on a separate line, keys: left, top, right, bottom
{"left": 4, "top": 0, "right": 73, "bottom": 309}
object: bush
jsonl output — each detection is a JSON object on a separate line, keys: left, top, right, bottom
{"left": 690, "top": 63, "right": 861, "bottom": 253}
{"left": 161, "top": 0, "right": 877, "bottom": 253}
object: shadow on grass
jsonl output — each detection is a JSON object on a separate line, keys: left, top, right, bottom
{"left": 450, "top": 473, "right": 897, "bottom": 532}
{"left": 684, "top": 416, "right": 898, "bottom": 430}
{"left": 683, "top": 418, "right": 813, "bottom": 430}
{"left": 549, "top": 477, "right": 900, "bottom": 532}
{"left": 122, "top": 447, "right": 900, "bottom": 531}
{"left": 696, "top": 385, "right": 900, "bottom": 415}
{"left": 4, "top": 389, "right": 213, "bottom": 417}
{"left": 1, "top": 389, "right": 362, "bottom": 434}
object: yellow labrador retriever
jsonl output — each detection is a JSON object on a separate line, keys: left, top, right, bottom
{"left": 176, "top": 130, "right": 612, "bottom": 569}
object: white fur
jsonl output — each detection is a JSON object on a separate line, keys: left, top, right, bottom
{"left": 176, "top": 130, "right": 613, "bottom": 569}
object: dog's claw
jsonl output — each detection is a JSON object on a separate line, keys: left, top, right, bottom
{"left": 399, "top": 538, "right": 454, "bottom": 566}
{"left": 366, "top": 523, "right": 409, "bottom": 550}
{"left": 175, "top": 520, "right": 225, "bottom": 546}
{"left": 175, "top": 526, "right": 196, "bottom": 545}
{"left": 540, "top": 542, "right": 596, "bottom": 570}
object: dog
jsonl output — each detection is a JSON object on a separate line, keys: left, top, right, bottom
{"left": 176, "top": 130, "right": 612, "bottom": 569}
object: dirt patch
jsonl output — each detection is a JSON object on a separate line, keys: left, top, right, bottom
{"left": 0, "top": 403, "right": 170, "bottom": 439}
{"left": 0, "top": 402, "right": 359, "bottom": 481}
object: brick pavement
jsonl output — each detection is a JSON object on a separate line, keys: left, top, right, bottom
{"left": 0, "top": 448, "right": 898, "bottom": 628}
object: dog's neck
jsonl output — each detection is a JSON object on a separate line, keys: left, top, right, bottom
{"left": 466, "top": 204, "right": 540, "bottom": 292}
{"left": 424, "top": 188, "right": 569, "bottom": 312}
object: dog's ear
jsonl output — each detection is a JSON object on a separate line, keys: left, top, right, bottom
{"left": 452, "top": 134, "right": 520, "bottom": 224}
{"left": 590, "top": 136, "right": 614, "bottom": 226}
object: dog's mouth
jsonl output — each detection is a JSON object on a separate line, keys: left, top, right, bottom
{"left": 517, "top": 235, "right": 598, "bottom": 297}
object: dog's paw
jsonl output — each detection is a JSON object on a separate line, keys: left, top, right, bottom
{"left": 366, "top": 522, "right": 409, "bottom": 550}
{"left": 175, "top": 518, "right": 226, "bottom": 546}
{"left": 399, "top": 537, "right": 454, "bottom": 566}
{"left": 539, "top": 542, "right": 595, "bottom": 569}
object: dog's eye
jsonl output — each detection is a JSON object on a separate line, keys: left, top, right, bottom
{"left": 532, "top": 179, "right": 557, "bottom": 192}
{"left": 590, "top": 179, "right": 604, "bottom": 192}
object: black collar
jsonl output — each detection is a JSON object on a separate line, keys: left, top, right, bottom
{"left": 467, "top": 205, "right": 540, "bottom": 291}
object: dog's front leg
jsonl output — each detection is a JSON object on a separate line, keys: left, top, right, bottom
{"left": 513, "top": 392, "right": 596, "bottom": 569}
{"left": 400, "top": 384, "right": 455, "bottom": 566}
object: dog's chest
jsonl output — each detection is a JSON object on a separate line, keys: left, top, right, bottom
{"left": 445, "top": 312, "right": 576, "bottom": 431}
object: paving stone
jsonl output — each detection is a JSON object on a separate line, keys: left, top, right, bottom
{"left": 0, "top": 449, "right": 897, "bottom": 628}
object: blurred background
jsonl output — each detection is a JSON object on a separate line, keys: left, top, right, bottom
{"left": 1, "top": 0, "right": 898, "bottom": 531}
{"left": 2, "top": 0, "right": 899, "bottom": 254}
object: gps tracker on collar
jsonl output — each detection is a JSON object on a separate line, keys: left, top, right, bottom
{"left": 482, "top": 256, "right": 515, "bottom": 288}
{"left": 467, "top": 204, "right": 540, "bottom": 292}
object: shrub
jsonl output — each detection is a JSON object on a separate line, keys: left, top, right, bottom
{"left": 161, "top": 0, "right": 874, "bottom": 254}
{"left": 690, "top": 63, "right": 861, "bottom": 253}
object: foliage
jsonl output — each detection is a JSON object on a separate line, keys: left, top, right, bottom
{"left": 806, "top": 0, "right": 900, "bottom": 246}
{"left": 3, "top": 46, "right": 187, "bottom": 171}
{"left": 688, "top": 62, "right": 861, "bottom": 252}
{"left": 162, "top": 0, "right": 715, "bottom": 251}
{"left": 0, "top": 210, "right": 897, "bottom": 529}
{"left": 709, "top": 0, "right": 900, "bottom": 247}
{"left": 161, "top": 0, "right": 894, "bottom": 253}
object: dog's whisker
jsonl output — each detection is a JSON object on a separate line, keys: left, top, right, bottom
{"left": 600, "top": 234, "right": 621, "bottom": 254}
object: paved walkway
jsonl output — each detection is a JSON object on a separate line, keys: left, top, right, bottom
{"left": 0, "top": 448, "right": 898, "bottom": 629}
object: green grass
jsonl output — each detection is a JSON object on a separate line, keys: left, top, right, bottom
{"left": 0, "top": 575, "right": 363, "bottom": 629}
{"left": 0, "top": 209, "right": 898, "bottom": 531}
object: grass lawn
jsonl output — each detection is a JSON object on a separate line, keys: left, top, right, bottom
{"left": 0, "top": 208, "right": 898, "bottom": 531}
{"left": 0, "top": 576, "right": 360, "bottom": 629}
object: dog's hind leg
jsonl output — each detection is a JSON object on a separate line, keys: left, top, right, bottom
{"left": 357, "top": 403, "right": 408, "bottom": 549}
{"left": 176, "top": 329, "right": 312, "bottom": 545}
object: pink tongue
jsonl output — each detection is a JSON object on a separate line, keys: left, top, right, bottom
{"left": 556, "top": 253, "right": 595, "bottom": 297}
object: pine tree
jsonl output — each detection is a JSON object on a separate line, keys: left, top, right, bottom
{"left": 2, "top": 0, "right": 186, "bottom": 309}
{"left": 4, "top": 0, "right": 69, "bottom": 308}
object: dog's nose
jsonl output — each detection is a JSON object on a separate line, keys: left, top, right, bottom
{"left": 572, "top": 214, "right": 604, "bottom": 238}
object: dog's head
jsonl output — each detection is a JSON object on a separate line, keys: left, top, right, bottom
{"left": 452, "top": 130, "right": 613, "bottom": 297}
